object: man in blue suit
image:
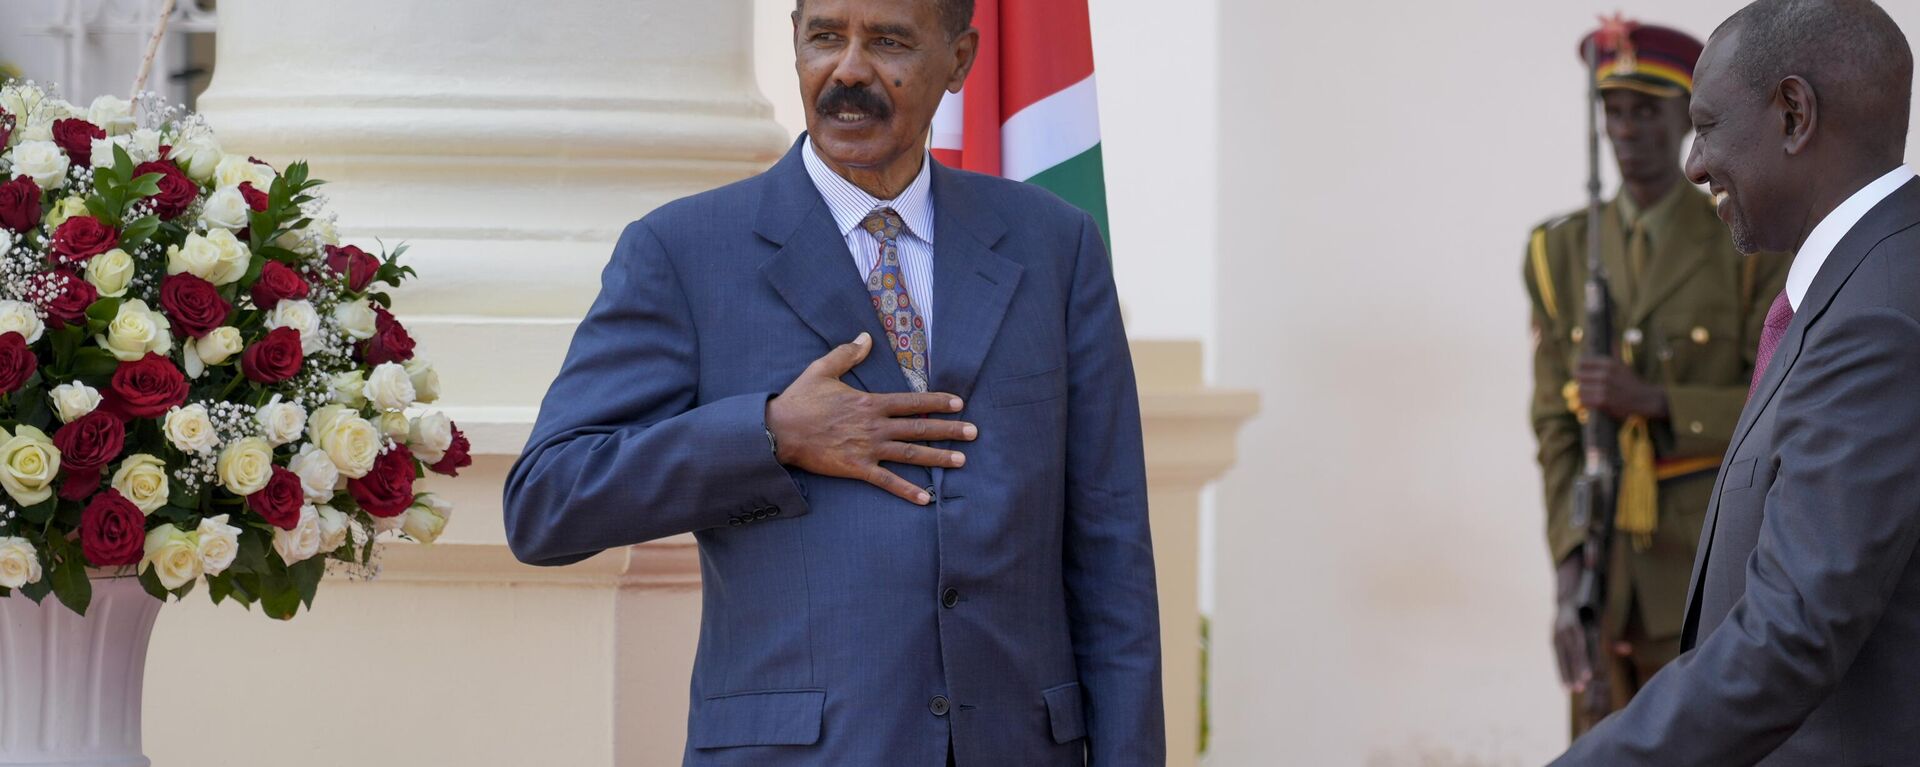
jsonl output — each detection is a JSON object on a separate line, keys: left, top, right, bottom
{"left": 503, "top": 0, "right": 1164, "bottom": 764}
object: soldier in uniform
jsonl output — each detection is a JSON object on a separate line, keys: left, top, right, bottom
{"left": 1522, "top": 17, "right": 1789, "bottom": 736}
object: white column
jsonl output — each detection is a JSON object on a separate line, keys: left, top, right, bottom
{"left": 144, "top": 3, "right": 787, "bottom": 766}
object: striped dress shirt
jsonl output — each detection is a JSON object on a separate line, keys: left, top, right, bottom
{"left": 801, "top": 138, "right": 937, "bottom": 354}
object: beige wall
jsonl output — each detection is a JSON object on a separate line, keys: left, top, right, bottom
{"left": 1210, "top": 1, "right": 1920, "bottom": 765}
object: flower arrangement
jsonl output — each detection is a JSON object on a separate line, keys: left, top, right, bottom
{"left": 0, "top": 82, "right": 469, "bottom": 619}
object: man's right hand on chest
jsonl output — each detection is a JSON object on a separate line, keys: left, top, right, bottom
{"left": 765, "top": 333, "right": 977, "bottom": 506}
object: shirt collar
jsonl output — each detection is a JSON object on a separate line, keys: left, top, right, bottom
{"left": 801, "top": 137, "right": 935, "bottom": 243}
{"left": 1786, "top": 164, "right": 1917, "bottom": 310}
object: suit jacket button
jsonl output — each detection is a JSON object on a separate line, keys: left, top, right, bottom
{"left": 941, "top": 588, "right": 960, "bottom": 608}
{"left": 728, "top": 517, "right": 743, "bottom": 527}
{"left": 929, "top": 695, "right": 950, "bottom": 716}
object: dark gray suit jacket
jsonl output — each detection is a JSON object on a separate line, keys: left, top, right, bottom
{"left": 1556, "top": 177, "right": 1920, "bottom": 766}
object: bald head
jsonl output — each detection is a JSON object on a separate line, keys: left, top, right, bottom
{"left": 1716, "top": 0, "right": 1913, "bottom": 156}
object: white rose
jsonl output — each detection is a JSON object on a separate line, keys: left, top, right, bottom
{"left": 378, "top": 412, "right": 410, "bottom": 441}
{"left": 199, "top": 186, "right": 250, "bottom": 231}
{"left": 333, "top": 299, "right": 378, "bottom": 341}
{"left": 314, "top": 504, "right": 350, "bottom": 554}
{"left": 96, "top": 299, "right": 173, "bottom": 362}
{"left": 307, "top": 405, "right": 351, "bottom": 441}
{"left": 169, "top": 128, "right": 222, "bottom": 183}
{"left": 84, "top": 247, "right": 136, "bottom": 298}
{"left": 365, "top": 362, "right": 415, "bottom": 412}
{"left": 124, "top": 129, "right": 162, "bottom": 164}
{"left": 49, "top": 382, "right": 102, "bottom": 424}
{"left": 164, "top": 404, "right": 219, "bottom": 454}
{"left": 216, "top": 437, "right": 275, "bottom": 497}
{"left": 318, "top": 415, "right": 381, "bottom": 480}
{"left": 0, "top": 425, "right": 60, "bottom": 506}
{"left": 266, "top": 299, "right": 322, "bottom": 355}
{"left": 166, "top": 229, "right": 251, "bottom": 286}
{"left": 88, "top": 136, "right": 119, "bottom": 169}
{"left": 407, "top": 411, "right": 454, "bottom": 464}
{"left": 329, "top": 371, "right": 367, "bottom": 408}
{"left": 403, "top": 360, "right": 441, "bottom": 404}
{"left": 289, "top": 443, "right": 340, "bottom": 502}
{"left": 272, "top": 505, "right": 322, "bottom": 565}
{"left": 194, "top": 327, "right": 244, "bottom": 366}
{"left": 214, "top": 155, "right": 275, "bottom": 190}
{"left": 372, "top": 512, "right": 405, "bottom": 535}
{"left": 0, "top": 537, "right": 43, "bottom": 589}
{"left": 42, "top": 196, "right": 89, "bottom": 230}
{"left": 0, "top": 230, "right": 14, "bottom": 256}
{"left": 110, "top": 454, "right": 170, "bottom": 515}
{"left": 12, "top": 140, "right": 71, "bottom": 189}
{"left": 0, "top": 300, "right": 45, "bottom": 344}
{"left": 254, "top": 398, "right": 307, "bottom": 447}
{"left": 141, "top": 524, "right": 202, "bottom": 590}
{"left": 87, "top": 95, "right": 135, "bottom": 136}
{"left": 402, "top": 494, "right": 452, "bottom": 544}
{"left": 195, "top": 514, "right": 241, "bottom": 576}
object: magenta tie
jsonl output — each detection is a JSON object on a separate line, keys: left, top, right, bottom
{"left": 1750, "top": 290, "right": 1794, "bottom": 400}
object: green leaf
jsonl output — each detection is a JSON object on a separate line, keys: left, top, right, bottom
{"left": 111, "top": 144, "right": 136, "bottom": 183}
{"left": 49, "top": 542, "right": 93, "bottom": 616}
{"left": 233, "top": 530, "right": 270, "bottom": 575}
{"left": 19, "top": 496, "right": 56, "bottom": 525}
{"left": 137, "top": 567, "right": 170, "bottom": 601}
{"left": 291, "top": 558, "right": 324, "bottom": 609}
{"left": 70, "top": 349, "right": 120, "bottom": 381}
{"left": 83, "top": 196, "right": 114, "bottom": 224}
{"left": 19, "top": 575, "right": 51, "bottom": 603}
{"left": 84, "top": 297, "right": 123, "bottom": 327}
{"left": 128, "top": 173, "right": 162, "bottom": 198}
{"left": 207, "top": 571, "right": 233, "bottom": 605}
{"left": 118, "top": 216, "right": 160, "bottom": 249}
{"left": 49, "top": 323, "right": 83, "bottom": 371}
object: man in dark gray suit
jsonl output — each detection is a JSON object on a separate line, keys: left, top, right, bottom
{"left": 1554, "top": 0, "right": 1920, "bottom": 764}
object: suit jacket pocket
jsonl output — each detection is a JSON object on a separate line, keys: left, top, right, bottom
{"left": 992, "top": 365, "right": 1067, "bottom": 408}
{"left": 690, "top": 689, "right": 826, "bottom": 749}
{"left": 1042, "top": 681, "right": 1087, "bottom": 744}
{"left": 1721, "top": 457, "right": 1757, "bottom": 494}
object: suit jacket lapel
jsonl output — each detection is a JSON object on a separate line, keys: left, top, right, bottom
{"left": 756, "top": 137, "right": 912, "bottom": 395}
{"left": 927, "top": 161, "right": 1022, "bottom": 403}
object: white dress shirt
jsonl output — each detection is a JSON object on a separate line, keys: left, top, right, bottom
{"left": 801, "top": 138, "right": 937, "bottom": 353}
{"left": 1786, "top": 164, "right": 1918, "bottom": 310}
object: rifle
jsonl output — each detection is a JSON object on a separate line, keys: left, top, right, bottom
{"left": 1570, "top": 36, "right": 1622, "bottom": 730}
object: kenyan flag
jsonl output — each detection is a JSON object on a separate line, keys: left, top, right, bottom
{"left": 931, "top": 0, "right": 1110, "bottom": 245}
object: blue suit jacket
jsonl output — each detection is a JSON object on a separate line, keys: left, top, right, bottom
{"left": 504, "top": 137, "right": 1164, "bottom": 766}
{"left": 1555, "top": 179, "right": 1920, "bottom": 765}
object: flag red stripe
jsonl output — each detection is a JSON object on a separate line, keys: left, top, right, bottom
{"left": 997, "top": 0, "right": 1096, "bottom": 119}
{"left": 959, "top": 0, "right": 1004, "bottom": 175}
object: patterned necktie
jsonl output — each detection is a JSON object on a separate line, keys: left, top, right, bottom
{"left": 860, "top": 207, "right": 929, "bottom": 392}
{"left": 1750, "top": 290, "right": 1794, "bottom": 400}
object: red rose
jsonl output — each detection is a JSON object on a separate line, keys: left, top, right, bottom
{"left": 135, "top": 161, "right": 198, "bottom": 221}
{"left": 362, "top": 306, "right": 415, "bottom": 365}
{"left": 53, "top": 410, "right": 126, "bottom": 474}
{"left": 0, "top": 175, "right": 41, "bottom": 233}
{"left": 50, "top": 216, "right": 119, "bottom": 266}
{"left": 108, "top": 353, "right": 188, "bottom": 419}
{"left": 158, "top": 274, "right": 231, "bottom": 339}
{"left": 241, "top": 327, "right": 304, "bottom": 383}
{"left": 0, "top": 110, "right": 13, "bottom": 150}
{"left": 0, "top": 332, "right": 36, "bottom": 395}
{"left": 349, "top": 446, "right": 416, "bottom": 518}
{"left": 36, "top": 270, "right": 98, "bottom": 329}
{"left": 51, "top": 118, "right": 106, "bottom": 168}
{"left": 249, "top": 466, "right": 306, "bottom": 531}
{"left": 325, "top": 244, "right": 380, "bottom": 293}
{"left": 80, "top": 490, "right": 145, "bottom": 567}
{"left": 250, "top": 261, "right": 311, "bottom": 308}
{"left": 239, "top": 181, "right": 269, "bottom": 212}
{"left": 429, "top": 423, "right": 472, "bottom": 477}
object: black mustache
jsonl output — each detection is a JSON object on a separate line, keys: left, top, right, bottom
{"left": 816, "top": 84, "right": 893, "bottom": 120}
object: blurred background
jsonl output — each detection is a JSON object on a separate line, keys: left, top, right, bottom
{"left": 9, "top": 0, "right": 1920, "bottom": 764}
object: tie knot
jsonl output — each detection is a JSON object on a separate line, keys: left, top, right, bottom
{"left": 861, "top": 207, "right": 905, "bottom": 241}
{"left": 1765, "top": 290, "right": 1795, "bottom": 330}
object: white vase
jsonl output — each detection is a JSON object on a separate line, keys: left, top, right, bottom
{"left": 0, "top": 577, "right": 161, "bottom": 767}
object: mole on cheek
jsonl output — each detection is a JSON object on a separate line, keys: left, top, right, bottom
{"left": 895, "top": 79, "right": 903, "bottom": 87}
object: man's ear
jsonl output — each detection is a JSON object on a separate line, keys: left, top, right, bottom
{"left": 1777, "top": 75, "right": 1818, "bottom": 156}
{"left": 947, "top": 28, "right": 981, "bottom": 93}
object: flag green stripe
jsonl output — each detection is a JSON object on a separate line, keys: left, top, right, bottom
{"left": 1025, "top": 143, "right": 1111, "bottom": 250}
